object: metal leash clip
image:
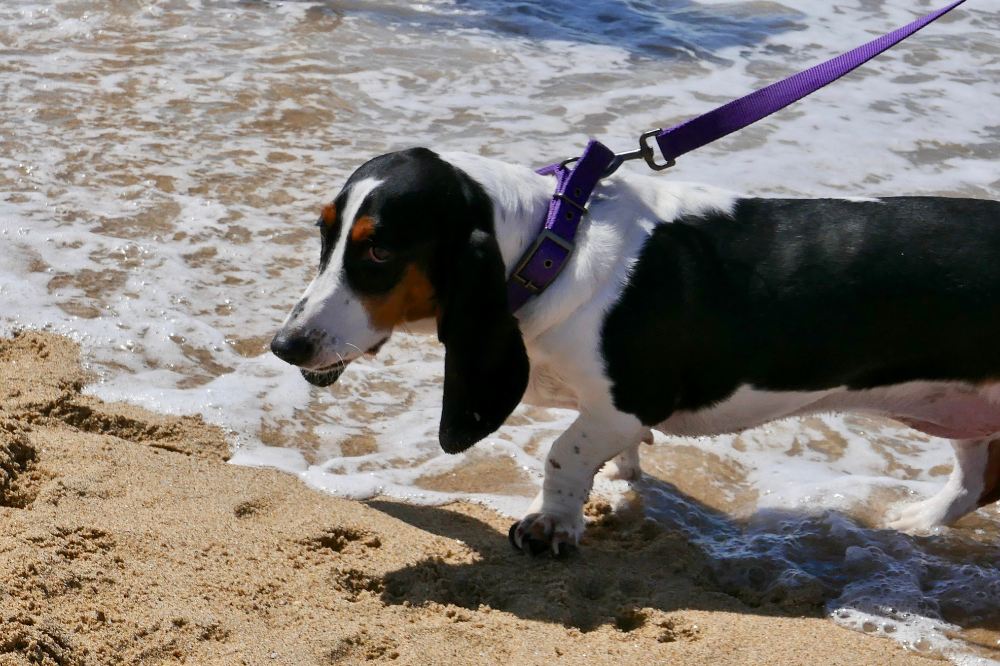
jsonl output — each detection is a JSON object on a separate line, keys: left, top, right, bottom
{"left": 602, "top": 129, "right": 676, "bottom": 178}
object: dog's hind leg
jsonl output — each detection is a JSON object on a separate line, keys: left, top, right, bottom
{"left": 596, "top": 431, "right": 651, "bottom": 482}
{"left": 887, "top": 437, "right": 1000, "bottom": 532}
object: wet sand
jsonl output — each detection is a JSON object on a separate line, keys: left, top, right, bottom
{"left": 0, "top": 332, "right": 930, "bottom": 665}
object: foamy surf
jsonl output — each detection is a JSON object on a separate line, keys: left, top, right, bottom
{"left": 2, "top": 0, "right": 999, "bottom": 661}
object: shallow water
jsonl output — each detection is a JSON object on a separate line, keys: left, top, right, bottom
{"left": 2, "top": 0, "right": 999, "bottom": 661}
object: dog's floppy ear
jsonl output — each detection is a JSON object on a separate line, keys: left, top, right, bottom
{"left": 436, "top": 228, "right": 529, "bottom": 453}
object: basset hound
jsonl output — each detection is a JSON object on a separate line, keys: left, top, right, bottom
{"left": 271, "top": 147, "right": 1000, "bottom": 555}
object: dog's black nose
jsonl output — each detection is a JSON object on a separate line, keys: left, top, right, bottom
{"left": 270, "top": 332, "right": 314, "bottom": 366}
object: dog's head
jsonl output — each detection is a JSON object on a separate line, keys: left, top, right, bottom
{"left": 270, "top": 148, "right": 529, "bottom": 453}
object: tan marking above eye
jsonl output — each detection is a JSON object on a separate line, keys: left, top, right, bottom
{"left": 361, "top": 264, "right": 437, "bottom": 330}
{"left": 351, "top": 215, "right": 375, "bottom": 242}
{"left": 321, "top": 202, "right": 337, "bottom": 227}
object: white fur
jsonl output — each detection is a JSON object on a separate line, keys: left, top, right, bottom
{"left": 658, "top": 381, "right": 1000, "bottom": 439}
{"left": 280, "top": 177, "right": 387, "bottom": 371}
{"left": 431, "top": 153, "right": 997, "bottom": 550}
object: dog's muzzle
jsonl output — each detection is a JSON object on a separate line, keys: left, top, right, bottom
{"left": 282, "top": 337, "right": 389, "bottom": 387}
{"left": 300, "top": 361, "right": 348, "bottom": 387}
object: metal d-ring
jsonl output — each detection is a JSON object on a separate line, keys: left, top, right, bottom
{"left": 558, "top": 156, "right": 579, "bottom": 171}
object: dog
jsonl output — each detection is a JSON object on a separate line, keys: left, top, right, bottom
{"left": 270, "top": 147, "right": 1000, "bottom": 555}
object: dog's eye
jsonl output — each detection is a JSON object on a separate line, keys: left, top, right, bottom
{"left": 367, "top": 246, "right": 392, "bottom": 263}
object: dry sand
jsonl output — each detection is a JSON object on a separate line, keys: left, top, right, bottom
{"left": 0, "top": 332, "right": 926, "bottom": 665}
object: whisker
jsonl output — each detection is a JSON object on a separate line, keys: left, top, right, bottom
{"left": 344, "top": 341, "right": 379, "bottom": 362}
{"left": 397, "top": 324, "right": 414, "bottom": 346}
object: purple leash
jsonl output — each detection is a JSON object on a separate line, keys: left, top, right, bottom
{"left": 507, "top": 0, "right": 968, "bottom": 313}
{"left": 654, "top": 0, "right": 968, "bottom": 167}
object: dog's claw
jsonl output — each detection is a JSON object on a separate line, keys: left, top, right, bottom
{"left": 507, "top": 522, "right": 520, "bottom": 550}
{"left": 509, "top": 520, "right": 546, "bottom": 556}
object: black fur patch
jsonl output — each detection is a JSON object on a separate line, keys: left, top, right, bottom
{"left": 601, "top": 196, "right": 1000, "bottom": 426}
{"left": 437, "top": 229, "right": 530, "bottom": 453}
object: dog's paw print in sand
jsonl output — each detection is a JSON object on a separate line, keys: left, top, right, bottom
{"left": 0, "top": 620, "right": 83, "bottom": 666}
{"left": 25, "top": 525, "right": 115, "bottom": 562}
{"left": 233, "top": 497, "right": 273, "bottom": 519}
{"left": 287, "top": 525, "right": 386, "bottom": 583}
{"left": 613, "top": 607, "right": 648, "bottom": 632}
{"left": 328, "top": 633, "right": 400, "bottom": 662}
{"left": 0, "top": 332, "right": 229, "bottom": 464}
{"left": 300, "top": 526, "right": 382, "bottom": 554}
{"left": 0, "top": 422, "right": 42, "bottom": 508}
{"left": 332, "top": 567, "right": 386, "bottom": 601}
{"left": 128, "top": 617, "right": 232, "bottom": 661}
{"left": 656, "top": 615, "right": 702, "bottom": 643}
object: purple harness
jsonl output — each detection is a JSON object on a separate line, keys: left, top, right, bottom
{"left": 507, "top": 0, "right": 967, "bottom": 313}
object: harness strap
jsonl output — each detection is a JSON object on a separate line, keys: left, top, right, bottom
{"left": 506, "top": 140, "right": 615, "bottom": 313}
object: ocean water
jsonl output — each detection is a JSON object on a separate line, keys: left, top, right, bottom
{"left": 2, "top": 0, "right": 999, "bottom": 660}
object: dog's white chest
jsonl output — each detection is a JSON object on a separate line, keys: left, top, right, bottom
{"left": 522, "top": 361, "right": 579, "bottom": 410}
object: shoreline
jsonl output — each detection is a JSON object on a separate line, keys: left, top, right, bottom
{"left": 0, "top": 332, "right": 924, "bottom": 664}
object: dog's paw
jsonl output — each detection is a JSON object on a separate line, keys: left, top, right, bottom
{"left": 508, "top": 512, "right": 584, "bottom": 557}
{"left": 886, "top": 497, "right": 953, "bottom": 533}
{"left": 886, "top": 484, "right": 979, "bottom": 533}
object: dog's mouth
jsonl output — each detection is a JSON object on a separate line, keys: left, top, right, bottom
{"left": 300, "top": 361, "right": 348, "bottom": 387}
{"left": 299, "top": 338, "right": 389, "bottom": 387}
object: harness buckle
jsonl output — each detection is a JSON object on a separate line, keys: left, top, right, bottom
{"left": 510, "top": 229, "right": 575, "bottom": 295}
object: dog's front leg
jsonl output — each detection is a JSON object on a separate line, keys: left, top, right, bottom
{"left": 510, "top": 405, "right": 646, "bottom": 556}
